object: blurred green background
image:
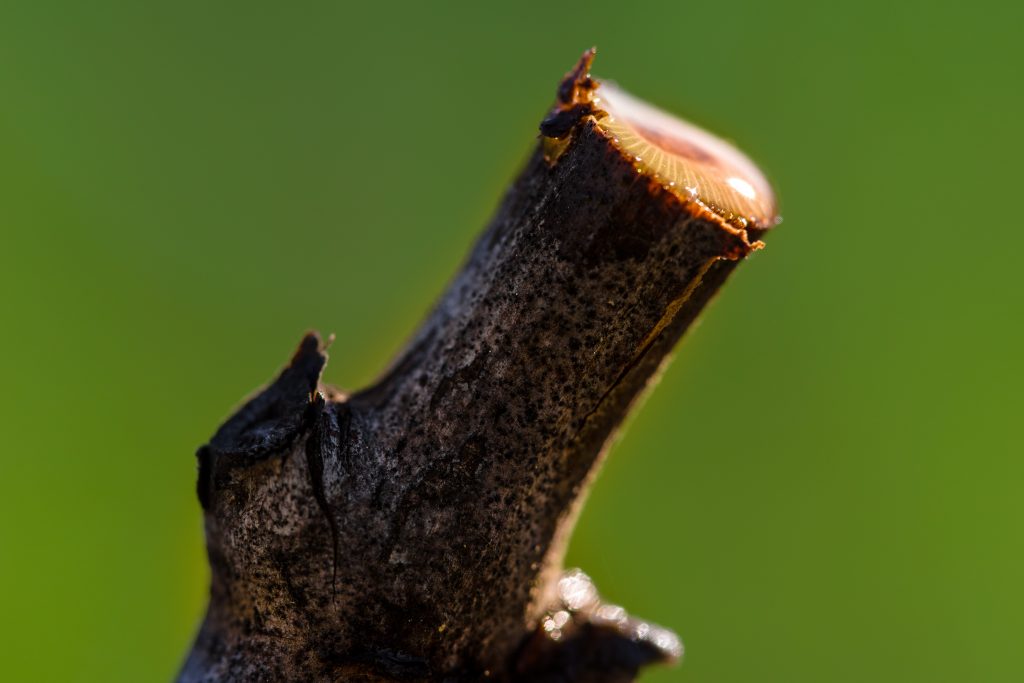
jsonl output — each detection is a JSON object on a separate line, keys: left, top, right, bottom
{"left": 2, "top": 1, "right": 1022, "bottom": 681}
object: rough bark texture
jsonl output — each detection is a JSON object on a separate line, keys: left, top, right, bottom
{"left": 180, "top": 53, "right": 770, "bottom": 683}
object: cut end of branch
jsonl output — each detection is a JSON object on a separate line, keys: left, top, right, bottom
{"left": 595, "top": 84, "right": 778, "bottom": 230}
{"left": 542, "top": 49, "right": 779, "bottom": 233}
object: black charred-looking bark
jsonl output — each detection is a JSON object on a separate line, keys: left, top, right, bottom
{"left": 180, "top": 51, "right": 771, "bottom": 683}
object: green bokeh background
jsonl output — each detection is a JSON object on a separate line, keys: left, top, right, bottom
{"left": 3, "top": 1, "right": 1022, "bottom": 681}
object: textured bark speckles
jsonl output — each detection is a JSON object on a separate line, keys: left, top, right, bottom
{"left": 181, "top": 50, "right": 776, "bottom": 682}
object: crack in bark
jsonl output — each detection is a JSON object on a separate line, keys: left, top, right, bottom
{"left": 305, "top": 396, "right": 349, "bottom": 601}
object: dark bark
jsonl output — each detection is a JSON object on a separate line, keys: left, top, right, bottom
{"left": 180, "top": 51, "right": 773, "bottom": 682}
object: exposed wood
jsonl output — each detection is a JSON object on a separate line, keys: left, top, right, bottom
{"left": 180, "top": 49, "right": 777, "bottom": 682}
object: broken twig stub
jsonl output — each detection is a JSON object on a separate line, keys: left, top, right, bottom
{"left": 181, "top": 49, "right": 777, "bottom": 682}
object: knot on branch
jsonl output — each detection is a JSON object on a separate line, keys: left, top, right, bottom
{"left": 196, "top": 332, "right": 327, "bottom": 510}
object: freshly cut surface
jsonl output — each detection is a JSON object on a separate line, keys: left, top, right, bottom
{"left": 594, "top": 83, "right": 777, "bottom": 230}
